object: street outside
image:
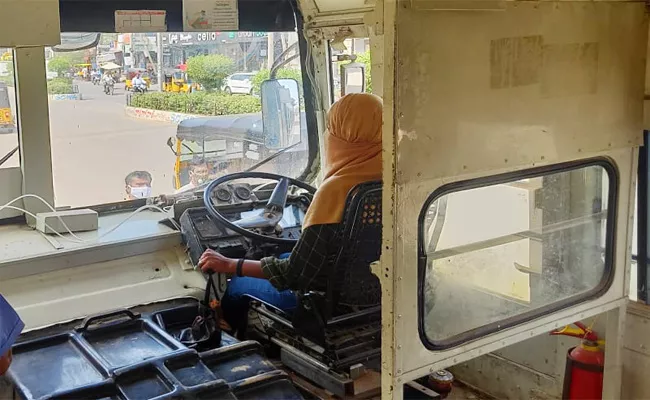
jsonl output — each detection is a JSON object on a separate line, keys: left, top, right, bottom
{"left": 0, "top": 80, "right": 179, "bottom": 207}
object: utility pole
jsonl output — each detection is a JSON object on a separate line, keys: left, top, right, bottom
{"left": 157, "top": 33, "right": 163, "bottom": 92}
{"left": 267, "top": 32, "right": 274, "bottom": 70}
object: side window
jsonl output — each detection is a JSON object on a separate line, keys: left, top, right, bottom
{"left": 329, "top": 37, "right": 371, "bottom": 102}
{"left": 0, "top": 48, "right": 17, "bottom": 170}
{"left": 418, "top": 160, "right": 615, "bottom": 349}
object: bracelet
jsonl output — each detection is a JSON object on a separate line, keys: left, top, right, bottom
{"left": 236, "top": 258, "right": 245, "bottom": 277}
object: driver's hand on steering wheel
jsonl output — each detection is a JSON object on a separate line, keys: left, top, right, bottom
{"left": 198, "top": 249, "right": 235, "bottom": 274}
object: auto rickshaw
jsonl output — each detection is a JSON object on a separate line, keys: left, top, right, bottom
{"left": 0, "top": 82, "right": 15, "bottom": 134}
{"left": 163, "top": 70, "right": 198, "bottom": 93}
{"left": 167, "top": 113, "right": 268, "bottom": 190}
{"left": 124, "top": 68, "right": 151, "bottom": 91}
{"left": 75, "top": 63, "right": 91, "bottom": 80}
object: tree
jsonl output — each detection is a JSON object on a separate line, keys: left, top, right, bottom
{"left": 355, "top": 52, "right": 372, "bottom": 93}
{"left": 48, "top": 56, "right": 72, "bottom": 77}
{"left": 0, "top": 61, "right": 14, "bottom": 87}
{"left": 251, "top": 68, "right": 303, "bottom": 95}
{"left": 186, "top": 54, "right": 235, "bottom": 91}
{"left": 61, "top": 50, "right": 87, "bottom": 66}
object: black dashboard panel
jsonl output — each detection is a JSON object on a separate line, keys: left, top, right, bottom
{"left": 180, "top": 206, "right": 303, "bottom": 266}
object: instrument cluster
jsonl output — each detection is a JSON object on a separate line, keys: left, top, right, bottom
{"left": 210, "top": 183, "right": 256, "bottom": 205}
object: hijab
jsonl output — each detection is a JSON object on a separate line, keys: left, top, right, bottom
{"left": 302, "top": 93, "right": 383, "bottom": 228}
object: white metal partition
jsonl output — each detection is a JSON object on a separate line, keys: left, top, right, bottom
{"left": 0, "top": 0, "right": 60, "bottom": 218}
{"left": 380, "top": 0, "right": 646, "bottom": 398}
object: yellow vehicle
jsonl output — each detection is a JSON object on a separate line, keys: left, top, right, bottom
{"left": 74, "top": 63, "right": 91, "bottom": 79}
{"left": 0, "top": 82, "right": 15, "bottom": 134}
{"left": 169, "top": 83, "right": 304, "bottom": 191}
{"left": 168, "top": 114, "right": 269, "bottom": 190}
{"left": 163, "top": 70, "right": 197, "bottom": 93}
{"left": 124, "top": 69, "right": 151, "bottom": 91}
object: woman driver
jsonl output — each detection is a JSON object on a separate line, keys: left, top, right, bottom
{"left": 199, "top": 93, "right": 382, "bottom": 335}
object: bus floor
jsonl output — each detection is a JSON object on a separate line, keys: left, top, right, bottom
{"left": 284, "top": 367, "right": 492, "bottom": 399}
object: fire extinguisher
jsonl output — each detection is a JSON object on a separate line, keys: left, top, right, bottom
{"left": 550, "top": 322, "right": 605, "bottom": 400}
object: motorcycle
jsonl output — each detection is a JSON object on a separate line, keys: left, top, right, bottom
{"left": 91, "top": 75, "right": 100, "bottom": 85}
{"left": 103, "top": 78, "right": 115, "bottom": 95}
{"left": 133, "top": 84, "right": 147, "bottom": 94}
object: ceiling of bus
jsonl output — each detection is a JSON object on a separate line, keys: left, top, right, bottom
{"left": 58, "top": 0, "right": 297, "bottom": 32}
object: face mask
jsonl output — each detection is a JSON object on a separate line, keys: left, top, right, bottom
{"left": 129, "top": 186, "right": 152, "bottom": 199}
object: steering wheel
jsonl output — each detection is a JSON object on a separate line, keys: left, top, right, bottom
{"left": 203, "top": 172, "right": 317, "bottom": 245}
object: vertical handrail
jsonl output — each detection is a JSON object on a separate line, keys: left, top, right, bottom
{"left": 637, "top": 130, "right": 648, "bottom": 303}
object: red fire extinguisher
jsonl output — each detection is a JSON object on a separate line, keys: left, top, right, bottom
{"left": 550, "top": 322, "right": 605, "bottom": 400}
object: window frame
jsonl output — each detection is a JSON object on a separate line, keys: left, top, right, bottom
{"left": 10, "top": 47, "right": 55, "bottom": 222}
{"left": 416, "top": 157, "right": 618, "bottom": 350}
{"left": 636, "top": 130, "right": 649, "bottom": 303}
{"left": 4, "top": 1, "right": 320, "bottom": 217}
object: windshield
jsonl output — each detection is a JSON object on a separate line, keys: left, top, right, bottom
{"left": 42, "top": 31, "right": 308, "bottom": 207}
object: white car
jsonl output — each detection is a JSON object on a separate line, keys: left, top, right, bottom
{"left": 223, "top": 72, "right": 255, "bottom": 95}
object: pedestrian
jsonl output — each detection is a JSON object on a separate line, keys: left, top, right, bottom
{"left": 125, "top": 170, "right": 153, "bottom": 200}
{"left": 175, "top": 157, "right": 210, "bottom": 194}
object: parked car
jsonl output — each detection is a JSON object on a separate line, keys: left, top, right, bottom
{"left": 222, "top": 72, "right": 255, "bottom": 95}
{"left": 46, "top": 71, "right": 58, "bottom": 80}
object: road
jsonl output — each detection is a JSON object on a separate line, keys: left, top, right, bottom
{"left": 0, "top": 81, "right": 178, "bottom": 207}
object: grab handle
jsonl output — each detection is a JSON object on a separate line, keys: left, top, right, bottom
{"left": 76, "top": 309, "right": 141, "bottom": 332}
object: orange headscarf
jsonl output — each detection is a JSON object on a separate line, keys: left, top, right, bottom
{"left": 302, "top": 93, "right": 383, "bottom": 228}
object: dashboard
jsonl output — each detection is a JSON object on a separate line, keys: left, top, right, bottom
{"left": 179, "top": 184, "right": 309, "bottom": 265}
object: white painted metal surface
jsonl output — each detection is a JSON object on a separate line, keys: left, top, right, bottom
{"left": 0, "top": 207, "right": 196, "bottom": 330}
{"left": 0, "top": 210, "right": 181, "bottom": 281}
{"left": 299, "top": 0, "right": 372, "bottom": 28}
{"left": 379, "top": 0, "right": 646, "bottom": 397}
{"left": 15, "top": 48, "right": 56, "bottom": 218}
{"left": 0, "top": 0, "right": 60, "bottom": 47}
{"left": 1, "top": 246, "right": 205, "bottom": 330}
{"left": 300, "top": 0, "right": 373, "bottom": 19}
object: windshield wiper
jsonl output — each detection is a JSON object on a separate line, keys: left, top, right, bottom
{"left": 0, "top": 146, "right": 18, "bottom": 168}
{"left": 245, "top": 142, "right": 301, "bottom": 173}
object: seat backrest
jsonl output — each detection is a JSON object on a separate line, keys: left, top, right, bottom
{"left": 327, "top": 181, "right": 383, "bottom": 314}
{"left": 291, "top": 181, "right": 382, "bottom": 344}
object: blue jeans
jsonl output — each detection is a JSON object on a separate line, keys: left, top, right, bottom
{"left": 221, "top": 253, "right": 296, "bottom": 337}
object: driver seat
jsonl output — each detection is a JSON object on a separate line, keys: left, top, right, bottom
{"left": 248, "top": 181, "right": 382, "bottom": 367}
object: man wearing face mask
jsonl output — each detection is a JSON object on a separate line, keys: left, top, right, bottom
{"left": 175, "top": 157, "right": 210, "bottom": 194}
{"left": 125, "top": 170, "right": 153, "bottom": 200}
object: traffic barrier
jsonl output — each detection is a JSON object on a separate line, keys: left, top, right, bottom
{"left": 125, "top": 106, "right": 200, "bottom": 124}
{"left": 48, "top": 93, "right": 82, "bottom": 101}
